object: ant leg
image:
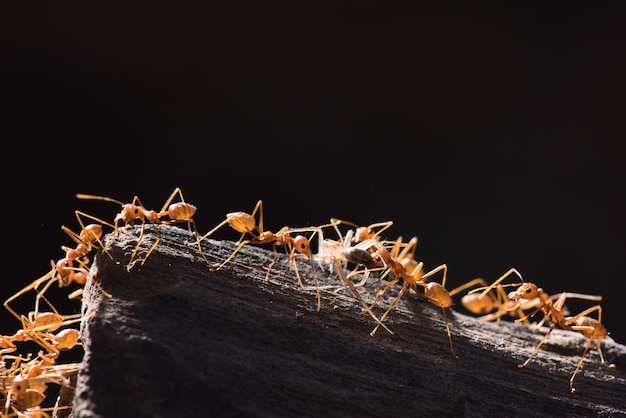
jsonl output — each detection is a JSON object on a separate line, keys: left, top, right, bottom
{"left": 127, "top": 222, "right": 148, "bottom": 271}
{"left": 439, "top": 306, "right": 458, "bottom": 359}
{"left": 448, "top": 277, "right": 488, "bottom": 298}
{"left": 334, "top": 259, "right": 393, "bottom": 335}
{"left": 4, "top": 266, "right": 55, "bottom": 322}
{"left": 474, "top": 267, "right": 524, "bottom": 299}
{"left": 518, "top": 324, "right": 556, "bottom": 368}
{"left": 158, "top": 187, "right": 183, "bottom": 214}
{"left": 569, "top": 338, "right": 592, "bottom": 392}
{"left": 370, "top": 285, "right": 406, "bottom": 336}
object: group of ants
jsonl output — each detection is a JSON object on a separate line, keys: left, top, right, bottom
{"left": 0, "top": 187, "right": 618, "bottom": 416}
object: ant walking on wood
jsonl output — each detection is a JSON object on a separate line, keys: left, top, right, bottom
{"left": 76, "top": 187, "right": 207, "bottom": 270}
{"left": 366, "top": 237, "right": 458, "bottom": 358}
{"left": 470, "top": 268, "right": 616, "bottom": 392}
{"left": 190, "top": 200, "right": 323, "bottom": 309}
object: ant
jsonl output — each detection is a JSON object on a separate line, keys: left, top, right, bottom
{"left": 2, "top": 351, "right": 77, "bottom": 417}
{"left": 3, "top": 306, "right": 84, "bottom": 359}
{"left": 76, "top": 187, "right": 206, "bottom": 270}
{"left": 58, "top": 210, "right": 116, "bottom": 299}
{"left": 365, "top": 238, "right": 458, "bottom": 358}
{"left": 456, "top": 271, "right": 603, "bottom": 326}
{"left": 4, "top": 372, "right": 46, "bottom": 416}
{"left": 61, "top": 209, "right": 115, "bottom": 259}
{"left": 507, "top": 282, "right": 616, "bottom": 392}
{"left": 449, "top": 270, "right": 542, "bottom": 324}
{"left": 470, "top": 269, "right": 616, "bottom": 392}
{"left": 154, "top": 187, "right": 210, "bottom": 265}
{"left": 190, "top": 200, "right": 323, "bottom": 308}
{"left": 4, "top": 210, "right": 113, "bottom": 324}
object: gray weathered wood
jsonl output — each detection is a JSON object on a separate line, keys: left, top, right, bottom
{"left": 71, "top": 225, "right": 626, "bottom": 417}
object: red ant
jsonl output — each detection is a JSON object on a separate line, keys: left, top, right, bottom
{"left": 363, "top": 235, "right": 458, "bottom": 359}
{"left": 5, "top": 210, "right": 112, "bottom": 324}
{"left": 190, "top": 200, "right": 323, "bottom": 307}
{"left": 455, "top": 270, "right": 603, "bottom": 326}
{"left": 507, "top": 282, "right": 615, "bottom": 392}
{"left": 471, "top": 268, "right": 616, "bottom": 392}
{"left": 76, "top": 187, "right": 206, "bottom": 270}
{"left": 3, "top": 351, "right": 77, "bottom": 416}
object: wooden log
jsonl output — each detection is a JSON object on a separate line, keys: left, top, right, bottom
{"left": 70, "top": 224, "right": 626, "bottom": 418}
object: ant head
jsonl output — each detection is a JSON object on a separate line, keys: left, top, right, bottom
{"left": 116, "top": 204, "right": 142, "bottom": 224}
{"left": 354, "top": 226, "right": 375, "bottom": 243}
{"left": 293, "top": 235, "right": 312, "bottom": 257}
{"left": 10, "top": 374, "right": 29, "bottom": 397}
{"left": 508, "top": 282, "right": 539, "bottom": 300}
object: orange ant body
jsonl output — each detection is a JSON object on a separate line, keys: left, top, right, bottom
{"left": 364, "top": 236, "right": 458, "bottom": 358}
{"left": 60, "top": 209, "right": 113, "bottom": 259}
{"left": 506, "top": 282, "right": 615, "bottom": 392}
{"left": 449, "top": 271, "right": 539, "bottom": 324}
{"left": 75, "top": 193, "right": 161, "bottom": 271}
{"left": 472, "top": 269, "right": 616, "bottom": 392}
{"left": 5, "top": 209, "right": 113, "bottom": 324}
{"left": 191, "top": 200, "right": 323, "bottom": 307}
{"left": 193, "top": 200, "right": 285, "bottom": 269}
{"left": 455, "top": 273, "right": 603, "bottom": 326}
{"left": 4, "top": 311, "right": 84, "bottom": 359}
{"left": 155, "top": 187, "right": 210, "bottom": 265}
{"left": 4, "top": 372, "right": 46, "bottom": 416}
{"left": 76, "top": 187, "right": 207, "bottom": 270}
{"left": 2, "top": 352, "right": 77, "bottom": 417}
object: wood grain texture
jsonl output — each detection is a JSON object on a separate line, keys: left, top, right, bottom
{"left": 71, "top": 225, "right": 626, "bottom": 418}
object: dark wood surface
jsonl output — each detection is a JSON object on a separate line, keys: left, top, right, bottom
{"left": 71, "top": 225, "right": 626, "bottom": 418}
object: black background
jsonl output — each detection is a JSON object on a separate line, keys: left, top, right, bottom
{"left": 3, "top": 2, "right": 626, "bottom": 357}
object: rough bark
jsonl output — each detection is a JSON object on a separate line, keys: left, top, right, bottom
{"left": 70, "top": 225, "right": 626, "bottom": 418}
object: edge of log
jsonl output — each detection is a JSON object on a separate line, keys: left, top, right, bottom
{"left": 71, "top": 225, "right": 626, "bottom": 418}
